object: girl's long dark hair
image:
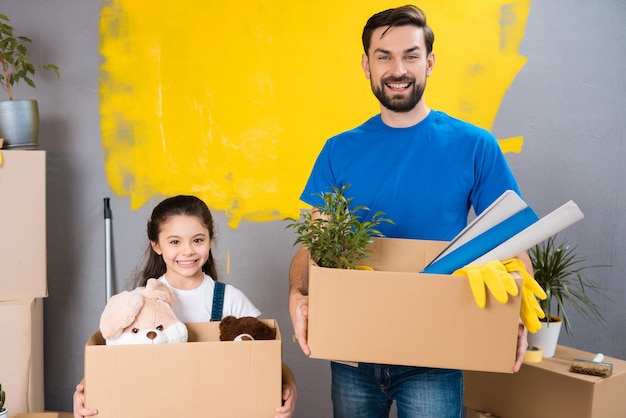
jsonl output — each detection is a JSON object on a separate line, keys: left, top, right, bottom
{"left": 132, "top": 195, "right": 218, "bottom": 287}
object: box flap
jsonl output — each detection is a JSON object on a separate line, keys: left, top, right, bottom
{"left": 184, "top": 319, "right": 279, "bottom": 342}
{"left": 352, "top": 237, "right": 449, "bottom": 272}
{"left": 85, "top": 319, "right": 281, "bottom": 344}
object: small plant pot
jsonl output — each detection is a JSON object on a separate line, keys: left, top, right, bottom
{"left": 0, "top": 99, "right": 40, "bottom": 149}
{"left": 527, "top": 315, "right": 563, "bottom": 358}
{"left": 0, "top": 408, "right": 8, "bottom": 417}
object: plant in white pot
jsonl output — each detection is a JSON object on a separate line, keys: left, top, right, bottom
{"left": 285, "top": 184, "right": 393, "bottom": 269}
{"left": 0, "top": 13, "right": 59, "bottom": 149}
{"left": 527, "top": 234, "right": 607, "bottom": 357}
{"left": 0, "top": 383, "right": 7, "bottom": 417}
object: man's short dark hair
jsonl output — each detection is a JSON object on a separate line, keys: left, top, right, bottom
{"left": 362, "top": 5, "right": 435, "bottom": 55}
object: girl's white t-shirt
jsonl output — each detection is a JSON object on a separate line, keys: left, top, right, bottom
{"left": 136, "top": 274, "right": 261, "bottom": 322}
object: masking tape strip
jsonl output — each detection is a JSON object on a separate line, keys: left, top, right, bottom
{"left": 355, "top": 265, "right": 374, "bottom": 271}
{"left": 524, "top": 346, "right": 543, "bottom": 363}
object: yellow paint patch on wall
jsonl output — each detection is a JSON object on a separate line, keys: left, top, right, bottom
{"left": 498, "top": 136, "right": 525, "bottom": 154}
{"left": 99, "top": 1, "right": 530, "bottom": 228}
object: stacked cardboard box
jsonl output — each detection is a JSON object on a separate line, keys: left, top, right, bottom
{"left": 0, "top": 151, "right": 47, "bottom": 415}
{"left": 464, "top": 345, "right": 626, "bottom": 417}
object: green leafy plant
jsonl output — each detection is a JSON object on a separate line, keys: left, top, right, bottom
{"left": 0, "top": 13, "right": 60, "bottom": 100}
{"left": 0, "top": 382, "right": 5, "bottom": 412}
{"left": 529, "top": 235, "right": 607, "bottom": 335}
{"left": 285, "top": 184, "right": 394, "bottom": 269}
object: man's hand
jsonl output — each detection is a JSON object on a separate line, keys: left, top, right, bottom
{"left": 289, "top": 291, "right": 310, "bottom": 356}
{"left": 513, "top": 321, "right": 528, "bottom": 372}
{"left": 289, "top": 244, "right": 312, "bottom": 356}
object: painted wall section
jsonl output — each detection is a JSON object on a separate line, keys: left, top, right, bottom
{"left": 99, "top": 1, "right": 530, "bottom": 228}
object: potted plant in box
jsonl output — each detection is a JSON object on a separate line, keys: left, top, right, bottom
{"left": 285, "top": 184, "right": 393, "bottom": 269}
{"left": 0, "top": 13, "right": 59, "bottom": 149}
{"left": 0, "top": 383, "right": 7, "bottom": 417}
{"left": 527, "top": 234, "right": 607, "bottom": 357}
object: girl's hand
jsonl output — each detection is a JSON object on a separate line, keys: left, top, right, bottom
{"left": 275, "top": 382, "right": 297, "bottom": 418}
{"left": 73, "top": 380, "right": 98, "bottom": 418}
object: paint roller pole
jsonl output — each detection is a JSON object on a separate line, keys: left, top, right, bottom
{"left": 104, "top": 198, "right": 113, "bottom": 302}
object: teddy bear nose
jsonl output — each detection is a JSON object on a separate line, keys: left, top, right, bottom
{"left": 147, "top": 331, "right": 157, "bottom": 340}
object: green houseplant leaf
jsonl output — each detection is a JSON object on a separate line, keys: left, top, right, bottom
{"left": 0, "top": 13, "right": 60, "bottom": 100}
{"left": 529, "top": 235, "right": 608, "bottom": 335}
{"left": 285, "top": 184, "right": 394, "bottom": 269}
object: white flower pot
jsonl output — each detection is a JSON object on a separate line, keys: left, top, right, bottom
{"left": 527, "top": 315, "right": 563, "bottom": 358}
{"left": 0, "top": 408, "right": 8, "bottom": 417}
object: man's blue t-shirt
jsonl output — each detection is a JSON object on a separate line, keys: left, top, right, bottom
{"left": 300, "top": 111, "right": 521, "bottom": 241}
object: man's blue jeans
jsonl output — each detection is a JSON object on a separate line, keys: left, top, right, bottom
{"left": 331, "top": 361, "right": 463, "bottom": 418}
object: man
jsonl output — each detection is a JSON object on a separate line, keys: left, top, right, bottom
{"left": 289, "top": 5, "right": 530, "bottom": 417}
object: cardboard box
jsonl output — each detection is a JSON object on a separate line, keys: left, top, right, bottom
{"left": 85, "top": 320, "right": 282, "bottom": 417}
{"left": 464, "top": 345, "right": 626, "bottom": 417}
{"left": 0, "top": 299, "right": 45, "bottom": 415}
{"left": 308, "top": 237, "right": 523, "bottom": 373}
{"left": 0, "top": 150, "right": 47, "bottom": 301}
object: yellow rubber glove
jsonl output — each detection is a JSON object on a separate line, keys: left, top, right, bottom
{"left": 453, "top": 260, "right": 519, "bottom": 308}
{"left": 502, "top": 258, "right": 547, "bottom": 333}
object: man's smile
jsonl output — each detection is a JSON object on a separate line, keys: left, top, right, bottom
{"left": 386, "top": 82, "right": 411, "bottom": 90}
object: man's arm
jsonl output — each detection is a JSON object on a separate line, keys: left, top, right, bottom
{"left": 289, "top": 245, "right": 311, "bottom": 355}
{"left": 288, "top": 209, "right": 324, "bottom": 356}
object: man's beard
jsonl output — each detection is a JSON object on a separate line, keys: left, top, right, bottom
{"left": 371, "top": 76, "right": 425, "bottom": 113}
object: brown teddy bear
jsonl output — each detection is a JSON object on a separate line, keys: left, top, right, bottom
{"left": 219, "top": 315, "right": 276, "bottom": 341}
{"left": 99, "top": 278, "right": 188, "bottom": 345}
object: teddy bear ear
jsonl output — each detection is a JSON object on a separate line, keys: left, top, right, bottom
{"left": 219, "top": 316, "right": 238, "bottom": 341}
{"left": 243, "top": 317, "right": 276, "bottom": 340}
{"left": 219, "top": 316, "right": 237, "bottom": 329}
{"left": 221, "top": 315, "right": 236, "bottom": 322}
{"left": 142, "top": 278, "right": 175, "bottom": 306}
{"left": 99, "top": 291, "right": 144, "bottom": 339}
{"left": 261, "top": 325, "right": 277, "bottom": 340}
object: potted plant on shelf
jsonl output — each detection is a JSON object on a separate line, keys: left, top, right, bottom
{"left": 527, "top": 234, "right": 607, "bottom": 357}
{"left": 0, "top": 13, "right": 59, "bottom": 149}
{"left": 285, "top": 184, "right": 393, "bottom": 269}
{"left": 0, "top": 383, "right": 7, "bottom": 417}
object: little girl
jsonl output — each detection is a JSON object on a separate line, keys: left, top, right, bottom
{"left": 74, "top": 195, "right": 296, "bottom": 418}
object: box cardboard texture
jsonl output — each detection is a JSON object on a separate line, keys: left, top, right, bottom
{"left": 464, "top": 345, "right": 626, "bottom": 418}
{"left": 0, "top": 299, "right": 45, "bottom": 415}
{"left": 0, "top": 150, "right": 47, "bottom": 300}
{"left": 85, "top": 320, "right": 282, "bottom": 418}
{"left": 308, "top": 237, "right": 523, "bottom": 373}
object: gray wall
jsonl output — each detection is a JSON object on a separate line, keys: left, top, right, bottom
{"left": 1, "top": 1, "right": 625, "bottom": 416}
